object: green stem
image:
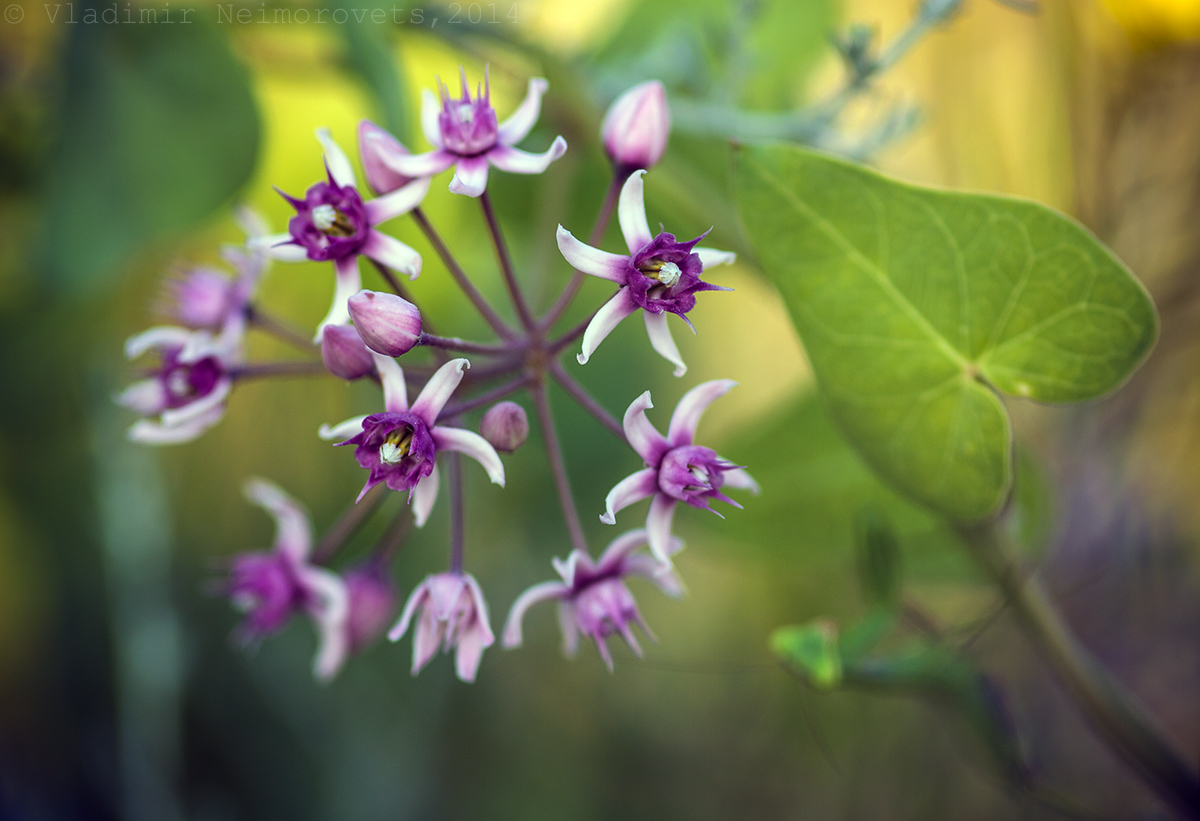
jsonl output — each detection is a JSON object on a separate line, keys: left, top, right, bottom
{"left": 957, "top": 521, "right": 1200, "bottom": 819}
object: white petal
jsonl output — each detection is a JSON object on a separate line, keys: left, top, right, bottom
{"left": 501, "top": 581, "right": 568, "bottom": 648}
{"left": 420, "top": 88, "right": 444, "bottom": 149}
{"left": 618, "top": 169, "right": 653, "bottom": 254}
{"left": 388, "top": 579, "right": 429, "bottom": 641}
{"left": 448, "top": 155, "right": 490, "bottom": 198}
{"left": 431, "top": 427, "right": 505, "bottom": 487}
{"left": 319, "top": 415, "right": 368, "bottom": 441}
{"left": 696, "top": 247, "right": 736, "bottom": 268}
{"left": 252, "top": 233, "right": 310, "bottom": 263}
{"left": 558, "top": 602, "right": 581, "bottom": 657}
{"left": 643, "top": 311, "right": 687, "bottom": 378}
{"left": 622, "top": 390, "right": 670, "bottom": 465}
{"left": 577, "top": 289, "right": 638, "bottom": 366}
{"left": 722, "top": 467, "right": 760, "bottom": 494}
{"left": 301, "top": 566, "right": 350, "bottom": 682}
{"left": 126, "top": 404, "right": 224, "bottom": 445}
{"left": 410, "top": 358, "right": 468, "bottom": 425}
{"left": 125, "top": 326, "right": 192, "bottom": 359}
{"left": 496, "top": 77, "right": 548, "bottom": 146}
{"left": 243, "top": 477, "right": 315, "bottom": 560}
{"left": 667, "top": 379, "right": 737, "bottom": 447}
{"left": 411, "top": 463, "right": 440, "bottom": 528}
{"left": 624, "top": 553, "right": 685, "bottom": 597}
{"left": 373, "top": 352, "right": 408, "bottom": 413}
{"left": 364, "top": 176, "right": 432, "bottom": 225}
{"left": 645, "top": 494, "right": 677, "bottom": 567}
{"left": 487, "top": 139, "right": 567, "bottom": 175}
{"left": 316, "top": 127, "right": 357, "bottom": 189}
{"left": 385, "top": 148, "right": 456, "bottom": 178}
{"left": 556, "top": 225, "right": 627, "bottom": 282}
{"left": 115, "top": 379, "right": 167, "bottom": 415}
{"left": 600, "top": 469, "right": 659, "bottom": 525}
{"left": 595, "top": 528, "right": 650, "bottom": 569}
{"left": 314, "top": 256, "right": 362, "bottom": 343}
{"left": 361, "top": 230, "right": 422, "bottom": 281}
{"left": 158, "top": 378, "right": 232, "bottom": 429}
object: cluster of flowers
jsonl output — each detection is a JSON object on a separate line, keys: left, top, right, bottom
{"left": 118, "top": 71, "right": 757, "bottom": 682}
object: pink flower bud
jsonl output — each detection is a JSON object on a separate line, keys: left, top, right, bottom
{"left": 343, "top": 562, "right": 396, "bottom": 652}
{"left": 165, "top": 266, "right": 236, "bottom": 328}
{"left": 321, "top": 324, "right": 375, "bottom": 380}
{"left": 480, "top": 401, "right": 528, "bottom": 453}
{"left": 346, "top": 290, "right": 422, "bottom": 357}
{"left": 601, "top": 80, "right": 670, "bottom": 172}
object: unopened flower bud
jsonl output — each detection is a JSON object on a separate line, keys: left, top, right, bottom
{"left": 321, "top": 324, "right": 375, "bottom": 380}
{"left": 601, "top": 80, "right": 670, "bottom": 172}
{"left": 346, "top": 290, "right": 422, "bottom": 357}
{"left": 480, "top": 401, "right": 528, "bottom": 453}
{"left": 343, "top": 562, "right": 396, "bottom": 652}
{"left": 166, "top": 266, "right": 236, "bottom": 328}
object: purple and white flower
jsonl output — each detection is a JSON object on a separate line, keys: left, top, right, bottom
{"left": 380, "top": 67, "right": 567, "bottom": 198}
{"left": 225, "top": 478, "right": 349, "bottom": 682}
{"left": 320, "top": 355, "right": 505, "bottom": 524}
{"left": 161, "top": 207, "right": 272, "bottom": 330}
{"left": 502, "top": 529, "right": 683, "bottom": 670}
{"left": 257, "top": 129, "right": 430, "bottom": 341}
{"left": 600, "top": 380, "right": 759, "bottom": 564}
{"left": 556, "top": 170, "right": 736, "bottom": 376}
{"left": 389, "top": 571, "right": 494, "bottom": 682}
{"left": 602, "top": 80, "right": 670, "bottom": 173}
{"left": 116, "top": 318, "right": 244, "bottom": 445}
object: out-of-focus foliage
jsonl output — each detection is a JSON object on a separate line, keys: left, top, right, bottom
{"left": 38, "top": 11, "right": 259, "bottom": 292}
{"left": 734, "top": 144, "right": 1158, "bottom": 520}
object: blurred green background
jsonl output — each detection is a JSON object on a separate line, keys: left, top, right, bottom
{"left": 2, "top": 0, "right": 1200, "bottom": 817}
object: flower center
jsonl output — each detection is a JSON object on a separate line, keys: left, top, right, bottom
{"left": 312, "top": 204, "right": 356, "bottom": 237}
{"left": 639, "top": 258, "right": 681, "bottom": 287}
{"left": 456, "top": 103, "right": 475, "bottom": 124}
{"left": 380, "top": 426, "right": 415, "bottom": 464}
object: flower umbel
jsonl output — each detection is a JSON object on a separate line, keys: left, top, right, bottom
{"left": 390, "top": 571, "right": 495, "bottom": 682}
{"left": 556, "top": 170, "right": 736, "bottom": 376}
{"left": 321, "top": 355, "right": 506, "bottom": 524}
{"left": 225, "top": 478, "right": 349, "bottom": 681}
{"left": 502, "top": 529, "right": 683, "bottom": 670}
{"left": 381, "top": 67, "right": 568, "bottom": 198}
{"left": 600, "top": 380, "right": 759, "bottom": 564}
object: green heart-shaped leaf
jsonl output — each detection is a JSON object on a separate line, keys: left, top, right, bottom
{"left": 734, "top": 145, "right": 1157, "bottom": 521}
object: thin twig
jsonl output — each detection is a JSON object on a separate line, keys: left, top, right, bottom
{"left": 411, "top": 206, "right": 515, "bottom": 339}
{"left": 532, "top": 382, "right": 588, "bottom": 554}
{"left": 480, "top": 190, "right": 536, "bottom": 331}
{"left": 314, "top": 483, "right": 388, "bottom": 564}
{"left": 418, "top": 333, "right": 515, "bottom": 357}
{"left": 375, "top": 506, "right": 413, "bottom": 565}
{"left": 549, "top": 304, "right": 603, "bottom": 355}
{"left": 231, "top": 361, "right": 329, "bottom": 380}
{"left": 449, "top": 453, "right": 464, "bottom": 573}
{"left": 549, "top": 363, "right": 624, "bottom": 440}
{"left": 246, "top": 305, "right": 315, "bottom": 352}
{"left": 439, "top": 375, "right": 534, "bottom": 422}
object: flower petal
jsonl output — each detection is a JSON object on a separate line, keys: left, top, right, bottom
{"left": 364, "top": 176, "right": 432, "bottom": 226}
{"left": 577, "top": 289, "right": 638, "bottom": 366}
{"left": 448, "top": 155, "right": 490, "bottom": 197}
{"left": 385, "top": 148, "right": 456, "bottom": 178}
{"left": 373, "top": 352, "right": 409, "bottom": 413}
{"left": 125, "top": 326, "right": 193, "bottom": 359}
{"left": 643, "top": 311, "right": 687, "bottom": 378}
{"left": 496, "top": 77, "right": 548, "bottom": 146}
{"left": 115, "top": 379, "right": 167, "bottom": 415}
{"left": 410, "top": 606, "right": 443, "bottom": 674}
{"left": 487, "top": 139, "right": 567, "bottom": 175}
{"left": 299, "top": 565, "right": 350, "bottom": 682}
{"left": 502, "top": 581, "right": 569, "bottom": 648}
{"left": 252, "top": 233, "right": 310, "bottom": 263}
{"left": 599, "top": 469, "right": 658, "bottom": 525}
{"left": 243, "top": 477, "right": 314, "bottom": 561}
{"left": 558, "top": 601, "right": 581, "bottom": 657}
{"left": 411, "top": 358, "right": 469, "bottom": 424}
{"left": 127, "top": 405, "right": 224, "bottom": 445}
{"left": 388, "top": 580, "right": 428, "bottom": 641}
{"left": 314, "top": 256, "right": 362, "bottom": 343}
{"left": 419, "top": 88, "right": 444, "bottom": 149}
{"left": 595, "top": 528, "right": 651, "bottom": 568}
{"left": 624, "top": 553, "right": 686, "bottom": 597}
{"left": 431, "top": 427, "right": 505, "bottom": 487}
{"left": 667, "top": 379, "right": 737, "bottom": 447}
{"left": 319, "top": 415, "right": 368, "bottom": 441}
{"left": 696, "top": 247, "right": 736, "bottom": 268}
{"left": 622, "top": 390, "right": 670, "bottom": 465}
{"left": 722, "top": 467, "right": 760, "bottom": 494}
{"left": 618, "top": 169, "right": 653, "bottom": 254}
{"left": 556, "top": 225, "right": 627, "bottom": 282}
{"left": 361, "top": 230, "right": 422, "bottom": 281}
{"left": 316, "top": 127, "right": 356, "bottom": 189}
{"left": 411, "top": 463, "right": 440, "bottom": 528}
{"left": 645, "top": 494, "right": 677, "bottom": 566}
